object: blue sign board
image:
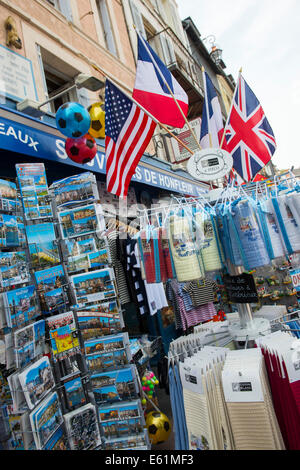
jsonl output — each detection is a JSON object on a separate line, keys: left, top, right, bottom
{"left": 290, "top": 268, "right": 300, "bottom": 293}
{"left": 0, "top": 114, "right": 207, "bottom": 196}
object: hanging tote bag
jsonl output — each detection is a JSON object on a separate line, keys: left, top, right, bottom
{"left": 271, "top": 194, "right": 300, "bottom": 255}
{"left": 258, "top": 199, "right": 286, "bottom": 259}
{"left": 168, "top": 213, "right": 203, "bottom": 282}
{"left": 195, "top": 211, "right": 224, "bottom": 272}
{"left": 232, "top": 199, "right": 270, "bottom": 269}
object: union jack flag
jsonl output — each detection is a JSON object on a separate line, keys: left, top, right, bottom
{"left": 224, "top": 74, "right": 276, "bottom": 182}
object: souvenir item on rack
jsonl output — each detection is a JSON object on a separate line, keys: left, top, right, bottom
{"left": 62, "top": 372, "right": 86, "bottom": 410}
{"left": 0, "top": 179, "right": 19, "bottom": 212}
{"left": 86, "top": 347, "right": 130, "bottom": 374}
{"left": 287, "top": 190, "right": 300, "bottom": 229}
{"left": 47, "top": 311, "right": 79, "bottom": 358}
{"left": 0, "top": 214, "right": 25, "bottom": 248}
{"left": 7, "top": 372, "right": 27, "bottom": 413}
{"left": 257, "top": 199, "right": 286, "bottom": 259}
{"left": 18, "top": 356, "right": 55, "bottom": 410}
{"left": 145, "top": 411, "right": 171, "bottom": 445}
{"left": 0, "top": 251, "right": 30, "bottom": 288}
{"left": 141, "top": 371, "right": 159, "bottom": 400}
{"left": 76, "top": 310, "right": 123, "bottom": 341}
{"left": 16, "top": 163, "right": 52, "bottom": 220}
{"left": 160, "top": 227, "right": 175, "bottom": 279}
{"left": 29, "top": 391, "right": 63, "bottom": 449}
{"left": 168, "top": 213, "right": 203, "bottom": 282}
{"left": 138, "top": 229, "right": 156, "bottom": 284}
{"left": 222, "top": 348, "right": 285, "bottom": 450}
{"left": 7, "top": 411, "right": 32, "bottom": 450}
{"left": 102, "top": 430, "right": 150, "bottom": 450}
{"left": 98, "top": 400, "right": 144, "bottom": 441}
{"left": 4, "top": 284, "right": 39, "bottom": 329}
{"left": 84, "top": 333, "right": 129, "bottom": 356}
{"left": 14, "top": 320, "right": 45, "bottom": 369}
{"left": 25, "top": 222, "right": 59, "bottom": 268}
{"left": 271, "top": 193, "right": 300, "bottom": 255}
{"left": 91, "top": 366, "right": 138, "bottom": 406}
{"left": 195, "top": 212, "right": 224, "bottom": 272}
{"left": 64, "top": 403, "right": 101, "bottom": 450}
{"left": 35, "top": 265, "right": 67, "bottom": 312}
{"left": 231, "top": 199, "right": 270, "bottom": 269}
{"left": 71, "top": 268, "right": 116, "bottom": 305}
{"left": 51, "top": 172, "right": 99, "bottom": 210}
{"left": 43, "top": 425, "right": 69, "bottom": 450}
{"left": 67, "top": 253, "right": 90, "bottom": 273}
{"left": 58, "top": 204, "right": 105, "bottom": 239}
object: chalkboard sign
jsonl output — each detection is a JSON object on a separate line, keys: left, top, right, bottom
{"left": 223, "top": 273, "right": 258, "bottom": 304}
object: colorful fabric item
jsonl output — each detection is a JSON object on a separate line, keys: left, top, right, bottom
{"left": 168, "top": 215, "right": 203, "bottom": 282}
{"left": 184, "top": 279, "right": 218, "bottom": 308}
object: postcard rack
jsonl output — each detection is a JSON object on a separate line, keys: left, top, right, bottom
{"left": 0, "top": 167, "right": 150, "bottom": 451}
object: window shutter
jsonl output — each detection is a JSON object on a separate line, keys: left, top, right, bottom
{"left": 129, "top": 0, "right": 146, "bottom": 36}
{"left": 77, "top": 87, "right": 90, "bottom": 109}
{"left": 160, "top": 34, "right": 175, "bottom": 65}
{"left": 98, "top": 0, "right": 117, "bottom": 56}
{"left": 59, "top": 0, "right": 73, "bottom": 22}
{"left": 36, "top": 44, "right": 51, "bottom": 113}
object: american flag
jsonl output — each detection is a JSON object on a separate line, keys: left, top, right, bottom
{"left": 225, "top": 74, "right": 276, "bottom": 182}
{"left": 105, "top": 80, "right": 156, "bottom": 198}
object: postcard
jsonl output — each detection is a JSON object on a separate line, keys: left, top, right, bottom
{"left": 16, "top": 163, "right": 52, "bottom": 221}
{"left": 71, "top": 268, "right": 116, "bottom": 305}
{"left": 103, "top": 431, "right": 149, "bottom": 450}
{"left": 18, "top": 356, "right": 55, "bottom": 410}
{"left": 99, "top": 401, "right": 143, "bottom": 440}
{"left": 0, "top": 251, "right": 30, "bottom": 288}
{"left": 7, "top": 372, "right": 27, "bottom": 413}
{"left": 67, "top": 253, "right": 90, "bottom": 273}
{"left": 14, "top": 320, "right": 45, "bottom": 369}
{"left": 84, "top": 333, "right": 129, "bottom": 355}
{"left": 26, "top": 223, "right": 60, "bottom": 268}
{"left": 58, "top": 204, "right": 105, "bottom": 239}
{"left": 86, "top": 349, "right": 129, "bottom": 374}
{"left": 0, "top": 178, "right": 19, "bottom": 212}
{"left": 47, "top": 311, "right": 79, "bottom": 357}
{"left": 0, "top": 214, "right": 25, "bottom": 248}
{"left": 62, "top": 373, "right": 86, "bottom": 411}
{"left": 35, "top": 265, "right": 66, "bottom": 312}
{"left": 91, "top": 366, "right": 138, "bottom": 406}
{"left": 4, "top": 285, "right": 39, "bottom": 329}
{"left": 88, "top": 249, "right": 109, "bottom": 269}
{"left": 51, "top": 172, "right": 99, "bottom": 210}
{"left": 43, "top": 425, "right": 69, "bottom": 450}
{"left": 80, "top": 300, "right": 120, "bottom": 315}
{"left": 64, "top": 403, "right": 101, "bottom": 450}
{"left": 30, "top": 391, "right": 63, "bottom": 449}
{"left": 76, "top": 311, "right": 123, "bottom": 341}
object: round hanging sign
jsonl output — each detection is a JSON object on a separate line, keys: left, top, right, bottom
{"left": 187, "top": 148, "right": 233, "bottom": 182}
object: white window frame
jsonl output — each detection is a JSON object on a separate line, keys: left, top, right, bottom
{"left": 96, "top": 0, "right": 118, "bottom": 56}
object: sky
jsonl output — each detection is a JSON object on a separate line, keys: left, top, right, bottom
{"left": 177, "top": 0, "right": 300, "bottom": 170}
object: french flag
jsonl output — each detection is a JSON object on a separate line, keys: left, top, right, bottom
{"left": 200, "top": 70, "right": 228, "bottom": 149}
{"left": 133, "top": 33, "right": 188, "bottom": 129}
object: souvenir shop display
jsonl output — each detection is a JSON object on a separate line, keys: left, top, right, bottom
{"left": 0, "top": 164, "right": 151, "bottom": 451}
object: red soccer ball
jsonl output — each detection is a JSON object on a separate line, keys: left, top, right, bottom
{"left": 65, "top": 134, "right": 97, "bottom": 164}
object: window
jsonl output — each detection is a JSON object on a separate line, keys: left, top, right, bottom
{"left": 45, "top": 0, "right": 73, "bottom": 21}
{"left": 37, "top": 46, "right": 90, "bottom": 114}
{"left": 96, "top": 0, "right": 117, "bottom": 56}
{"left": 129, "top": 0, "right": 146, "bottom": 36}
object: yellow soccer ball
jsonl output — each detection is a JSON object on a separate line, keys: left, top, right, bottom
{"left": 145, "top": 411, "right": 171, "bottom": 445}
{"left": 88, "top": 102, "right": 105, "bottom": 138}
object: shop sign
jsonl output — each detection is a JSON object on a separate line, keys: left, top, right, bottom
{"left": 223, "top": 273, "right": 258, "bottom": 304}
{"left": 0, "top": 45, "right": 38, "bottom": 102}
{"left": 187, "top": 148, "right": 233, "bottom": 182}
{"left": 290, "top": 268, "right": 300, "bottom": 292}
{"left": 0, "top": 115, "right": 208, "bottom": 197}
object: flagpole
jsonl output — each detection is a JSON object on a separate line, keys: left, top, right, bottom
{"left": 219, "top": 67, "right": 242, "bottom": 149}
{"left": 201, "top": 66, "right": 213, "bottom": 148}
{"left": 91, "top": 64, "right": 194, "bottom": 156}
{"left": 134, "top": 26, "right": 202, "bottom": 152}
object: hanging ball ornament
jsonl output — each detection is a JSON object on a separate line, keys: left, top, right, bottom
{"left": 88, "top": 102, "right": 105, "bottom": 139}
{"left": 56, "top": 102, "right": 91, "bottom": 139}
{"left": 65, "top": 134, "right": 97, "bottom": 164}
{"left": 145, "top": 411, "right": 171, "bottom": 445}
